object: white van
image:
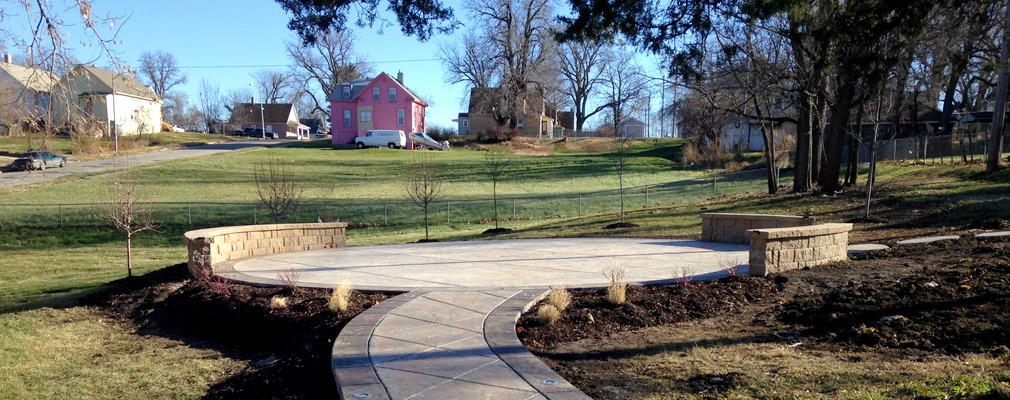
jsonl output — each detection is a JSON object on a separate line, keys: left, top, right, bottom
{"left": 355, "top": 130, "right": 406, "bottom": 149}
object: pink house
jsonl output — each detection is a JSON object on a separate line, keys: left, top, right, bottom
{"left": 329, "top": 72, "right": 427, "bottom": 147}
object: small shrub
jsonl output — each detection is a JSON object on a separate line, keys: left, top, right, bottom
{"left": 208, "top": 276, "right": 233, "bottom": 295}
{"left": 270, "top": 296, "right": 288, "bottom": 309}
{"left": 71, "top": 131, "right": 101, "bottom": 155}
{"left": 681, "top": 140, "right": 734, "bottom": 169}
{"left": 328, "top": 281, "right": 353, "bottom": 312}
{"left": 277, "top": 268, "right": 301, "bottom": 288}
{"left": 603, "top": 266, "right": 627, "bottom": 305}
{"left": 674, "top": 265, "right": 697, "bottom": 286}
{"left": 547, "top": 286, "right": 571, "bottom": 311}
{"left": 477, "top": 125, "right": 521, "bottom": 143}
{"left": 719, "top": 257, "right": 743, "bottom": 276}
{"left": 537, "top": 304, "right": 561, "bottom": 325}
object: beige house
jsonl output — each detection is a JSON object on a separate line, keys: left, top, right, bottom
{"left": 468, "top": 87, "right": 555, "bottom": 138}
{"left": 54, "top": 64, "right": 162, "bottom": 136}
{"left": 0, "top": 56, "right": 58, "bottom": 133}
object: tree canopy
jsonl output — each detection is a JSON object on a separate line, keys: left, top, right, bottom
{"left": 276, "top": 0, "right": 457, "bottom": 44}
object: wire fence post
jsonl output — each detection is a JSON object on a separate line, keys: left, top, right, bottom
{"left": 645, "top": 186, "right": 649, "bottom": 208}
{"left": 512, "top": 198, "right": 516, "bottom": 220}
{"left": 713, "top": 177, "right": 718, "bottom": 197}
{"left": 579, "top": 194, "right": 583, "bottom": 216}
{"left": 253, "top": 203, "right": 257, "bottom": 224}
{"left": 383, "top": 203, "right": 388, "bottom": 226}
{"left": 59, "top": 204, "right": 63, "bottom": 227}
{"left": 446, "top": 201, "right": 450, "bottom": 224}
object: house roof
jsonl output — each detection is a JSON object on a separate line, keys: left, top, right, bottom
{"left": 229, "top": 103, "right": 298, "bottom": 125}
{"left": 328, "top": 72, "right": 426, "bottom": 106}
{"left": 302, "top": 118, "right": 330, "bottom": 133}
{"left": 556, "top": 111, "right": 575, "bottom": 129}
{"left": 619, "top": 117, "right": 646, "bottom": 127}
{"left": 469, "top": 87, "right": 546, "bottom": 115}
{"left": 64, "top": 64, "right": 160, "bottom": 101}
{"left": 0, "top": 62, "right": 57, "bottom": 92}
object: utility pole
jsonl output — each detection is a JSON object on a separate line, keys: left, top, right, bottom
{"left": 250, "top": 83, "right": 266, "bottom": 140}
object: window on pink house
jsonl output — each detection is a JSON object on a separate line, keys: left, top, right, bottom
{"left": 397, "top": 109, "right": 404, "bottom": 126}
{"left": 389, "top": 87, "right": 396, "bottom": 102}
{"left": 342, "top": 86, "right": 350, "bottom": 98}
{"left": 343, "top": 110, "right": 351, "bottom": 126}
{"left": 360, "top": 111, "right": 372, "bottom": 122}
{"left": 373, "top": 87, "right": 379, "bottom": 102}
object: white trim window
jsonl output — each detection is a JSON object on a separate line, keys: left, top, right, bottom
{"left": 343, "top": 110, "right": 351, "bottom": 126}
{"left": 342, "top": 86, "right": 350, "bottom": 98}
{"left": 517, "top": 118, "right": 524, "bottom": 128}
{"left": 389, "top": 87, "right": 397, "bottom": 102}
{"left": 360, "top": 110, "right": 372, "bottom": 122}
{"left": 373, "top": 87, "right": 380, "bottom": 102}
{"left": 397, "top": 109, "right": 405, "bottom": 126}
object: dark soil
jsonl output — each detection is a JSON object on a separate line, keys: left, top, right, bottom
{"left": 82, "top": 263, "right": 391, "bottom": 400}
{"left": 416, "top": 238, "right": 440, "bottom": 243}
{"left": 602, "top": 222, "right": 640, "bottom": 230}
{"left": 520, "top": 237, "right": 1010, "bottom": 396}
{"left": 482, "top": 227, "right": 514, "bottom": 235}
{"left": 518, "top": 275, "right": 776, "bottom": 349}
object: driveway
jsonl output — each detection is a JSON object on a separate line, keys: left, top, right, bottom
{"left": 0, "top": 140, "right": 284, "bottom": 188}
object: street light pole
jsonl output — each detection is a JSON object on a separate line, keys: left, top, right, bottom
{"left": 250, "top": 83, "right": 266, "bottom": 140}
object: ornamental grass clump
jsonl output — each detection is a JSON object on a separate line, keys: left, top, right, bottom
{"left": 547, "top": 286, "right": 571, "bottom": 311}
{"left": 270, "top": 296, "right": 288, "bottom": 309}
{"left": 328, "top": 281, "right": 353, "bottom": 312}
{"left": 537, "top": 304, "right": 561, "bottom": 326}
{"left": 603, "top": 266, "right": 627, "bottom": 305}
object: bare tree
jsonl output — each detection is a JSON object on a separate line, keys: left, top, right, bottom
{"left": 439, "top": 32, "right": 499, "bottom": 91}
{"left": 558, "top": 39, "right": 610, "bottom": 132}
{"left": 611, "top": 132, "right": 634, "bottom": 225}
{"left": 404, "top": 154, "right": 444, "bottom": 240}
{"left": 482, "top": 147, "right": 511, "bottom": 229}
{"left": 287, "top": 29, "right": 372, "bottom": 116}
{"left": 252, "top": 70, "right": 294, "bottom": 104}
{"left": 254, "top": 159, "right": 306, "bottom": 224}
{"left": 198, "top": 79, "right": 226, "bottom": 133}
{"left": 988, "top": 4, "right": 1010, "bottom": 173}
{"left": 161, "top": 91, "right": 188, "bottom": 125}
{"left": 138, "top": 50, "right": 187, "bottom": 99}
{"left": 600, "top": 50, "right": 648, "bottom": 135}
{"left": 97, "top": 165, "right": 157, "bottom": 277}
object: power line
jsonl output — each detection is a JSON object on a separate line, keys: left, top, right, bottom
{"left": 179, "top": 58, "right": 439, "bottom": 69}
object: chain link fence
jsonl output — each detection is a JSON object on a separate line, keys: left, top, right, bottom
{"left": 1, "top": 169, "right": 775, "bottom": 229}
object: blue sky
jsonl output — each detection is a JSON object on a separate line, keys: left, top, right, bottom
{"left": 49, "top": 0, "right": 471, "bottom": 128}
{"left": 8, "top": 0, "right": 669, "bottom": 132}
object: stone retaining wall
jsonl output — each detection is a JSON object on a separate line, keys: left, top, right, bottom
{"left": 747, "top": 223, "right": 852, "bottom": 277}
{"left": 701, "top": 213, "right": 816, "bottom": 244}
{"left": 184, "top": 222, "right": 348, "bottom": 277}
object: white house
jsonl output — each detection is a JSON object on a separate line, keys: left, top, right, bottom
{"left": 0, "top": 55, "right": 57, "bottom": 133}
{"left": 55, "top": 64, "right": 162, "bottom": 136}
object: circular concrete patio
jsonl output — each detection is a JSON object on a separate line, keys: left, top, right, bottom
{"left": 218, "top": 238, "right": 750, "bottom": 291}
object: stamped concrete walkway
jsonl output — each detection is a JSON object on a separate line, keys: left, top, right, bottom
{"left": 223, "top": 238, "right": 749, "bottom": 399}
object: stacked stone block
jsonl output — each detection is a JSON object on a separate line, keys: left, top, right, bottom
{"left": 701, "top": 213, "right": 816, "bottom": 244}
{"left": 185, "top": 222, "right": 348, "bottom": 277}
{"left": 746, "top": 223, "right": 852, "bottom": 277}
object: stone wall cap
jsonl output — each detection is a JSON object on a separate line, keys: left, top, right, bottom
{"left": 747, "top": 223, "right": 852, "bottom": 239}
{"left": 701, "top": 212, "right": 814, "bottom": 221}
{"left": 184, "top": 222, "right": 349, "bottom": 241}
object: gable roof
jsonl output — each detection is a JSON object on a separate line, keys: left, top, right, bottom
{"left": 229, "top": 103, "right": 299, "bottom": 125}
{"left": 328, "top": 72, "right": 427, "bottom": 106}
{"left": 0, "top": 62, "right": 57, "bottom": 92}
{"left": 65, "top": 64, "right": 160, "bottom": 101}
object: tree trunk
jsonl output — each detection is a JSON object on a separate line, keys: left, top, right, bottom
{"left": 126, "top": 233, "right": 133, "bottom": 278}
{"left": 763, "top": 125, "right": 778, "bottom": 194}
{"left": 846, "top": 103, "right": 864, "bottom": 186}
{"left": 423, "top": 202, "right": 430, "bottom": 239}
{"left": 794, "top": 92, "right": 813, "bottom": 192}
{"left": 819, "top": 73, "right": 857, "bottom": 193}
{"left": 988, "top": 4, "right": 1010, "bottom": 173}
{"left": 812, "top": 93, "right": 826, "bottom": 180}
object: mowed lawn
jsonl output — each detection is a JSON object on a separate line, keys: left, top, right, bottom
{"left": 0, "top": 138, "right": 696, "bottom": 204}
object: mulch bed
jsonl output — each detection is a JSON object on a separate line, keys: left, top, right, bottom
{"left": 518, "top": 276, "right": 777, "bottom": 350}
{"left": 82, "top": 263, "right": 390, "bottom": 399}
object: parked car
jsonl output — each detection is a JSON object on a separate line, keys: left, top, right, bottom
{"left": 172, "top": 125, "right": 185, "bottom": 132}
{"left": 12, "top": 150, "right": 67, "bottom": 170}
{"left": 355, "top": 130, "right": 406, "bottom": 149}
{"left": 232, "top": 128, "right": 279, "bottom": 139}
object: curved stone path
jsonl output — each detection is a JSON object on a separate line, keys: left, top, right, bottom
{"left": 224, "top": 238, "right": 749, "bottom": 399}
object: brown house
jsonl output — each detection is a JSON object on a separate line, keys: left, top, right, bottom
{"left": 467, "top": 87, "right": 555, "bottom": 138}
{"left": 229, "top": 103, "right": 310, "bottom": 140}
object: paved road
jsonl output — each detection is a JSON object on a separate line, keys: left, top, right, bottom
{"left": 0, "top": 140, "right": 283, "bottom": 189}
